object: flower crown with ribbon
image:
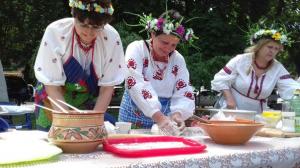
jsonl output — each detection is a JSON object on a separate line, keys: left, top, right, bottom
{"left": 69, "top": 0, "right": 114, "bottom": 15}
{"left": 250, "top": 29, "right": 291, "bottom": 46}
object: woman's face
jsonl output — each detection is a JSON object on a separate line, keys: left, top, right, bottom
{"left": 151, "top": 33, "right": 180, "bottom": 57}
{"left": 257, "top": 41, "right": 282, "bottom": 62}
{"left": 74, "top": 18, "right": 103, "bottom": 44}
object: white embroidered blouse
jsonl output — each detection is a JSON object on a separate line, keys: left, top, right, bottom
{"left": 34, "top": 18, "right": 125, "bottom": 87}
{"left": 211, "top": 53, "right": 300, "bottom": 112}
{"left": 124, "top": 40, "right": 195, "bottom": 120}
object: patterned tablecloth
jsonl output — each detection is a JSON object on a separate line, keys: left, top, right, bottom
{"left": 1, "top": 129, "right": 300, "bottom": 168}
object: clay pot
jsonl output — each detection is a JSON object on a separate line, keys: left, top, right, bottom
{"left": 196, "top": 120, "right": 264, "bottom": 145}
{"left": 48, "top": 110, "right": 106, "bottom": 153}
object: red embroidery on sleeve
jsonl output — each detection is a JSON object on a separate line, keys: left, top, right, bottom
{"left": 176, "top": 79, "right": 187, "bottom": 90}
{"left": 142, "top": 89, "right": 152, "bottom": 99}
{"left": 184, "top": 91, "right": 195, "bottom": 100}
{"left": 223, "top": 66, "right": 232, "bottom": 74}
{"left": 143, "top": 58, "right": 149, "bottom": 68}
{"left": 126, "top": 76, "right": 136, "bottom": 89}
{"left": 280, "top": 74, "right": 292, "bottom": 80}
{"left": 127, "top": 59, "right": 137, "bottom": 69}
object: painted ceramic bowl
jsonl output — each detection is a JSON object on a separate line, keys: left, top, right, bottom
{"left": 196, "top": 120, "right": 264, "bottom": 145}
{"left": 48, "top": 110, "right": 106, "bottom": 153}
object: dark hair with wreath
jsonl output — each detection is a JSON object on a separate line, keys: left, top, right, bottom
{"left": 70, "top": 0, "right": 113, "bottom": 26}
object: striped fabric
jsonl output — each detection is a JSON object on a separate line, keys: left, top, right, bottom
{"left": 119, "top": 90, "right": 171, "bottom": 129}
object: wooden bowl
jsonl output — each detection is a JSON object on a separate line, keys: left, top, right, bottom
{"left": 48, "top": 110, "right": 106, "bottom": 153}
{"left": 196, "top": 120, "right": 264, "bottom": 145}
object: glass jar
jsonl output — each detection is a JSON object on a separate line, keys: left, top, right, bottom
{"left": 281, "top": 112, "right": 295, "bottom": 132}
{"left": 291, "top": 89, "right": 300, "bottom": 132}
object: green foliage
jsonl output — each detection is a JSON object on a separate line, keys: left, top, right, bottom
{"left": 185, "top": 53, "right": 231, "bottom": 89}
{"left": 1, "top": 0, "right": 300, "bottom": 87}
{"left": 113, "top": 22, "right": 142, "bottom": 51}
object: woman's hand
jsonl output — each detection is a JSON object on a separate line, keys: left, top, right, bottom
{"left": 152, "top": 112, "right": 181, "bottom": 136}
{"left": 45, "top": 85, "right": 68, "bottom": 111}
{"left": 222, "top": 89, "right": 236, "bottom": 109}
{"left": 170, "top": 112, "right": 185, "bottom": 131}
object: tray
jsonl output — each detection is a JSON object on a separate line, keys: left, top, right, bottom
{"left": 256, "top": 128, "right": 300, "bottom": 138}
{"left": 0, "top": 139, "right": 62, "bottom": 165}
{"left": 103, "top": 136, "right": 206, "bottom": 157}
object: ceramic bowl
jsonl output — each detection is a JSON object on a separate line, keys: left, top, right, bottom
{"left": 48, "top": 110, "right": 106, "bottom": 153}
{"left": 196, "top": 120, "right": 264, "bottom": 145}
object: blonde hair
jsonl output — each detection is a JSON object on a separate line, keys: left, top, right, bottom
{"left": 244, "top": 39, "right": 283, "bottom": 58}
{"left": 244, "top": 39, "right": 282, "bottom": 75}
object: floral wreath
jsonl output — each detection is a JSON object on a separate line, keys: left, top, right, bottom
{"left": 250, "top": 29, "right": 291, "bottom": 46}
{"left": 126, "top": 11, "right": 197, "bottom": 43}
{"left": 145, "top": 14, "right": 196, "bottom": 43}
{"left": 69, "top": 0, "right": 114, "bottom": 15}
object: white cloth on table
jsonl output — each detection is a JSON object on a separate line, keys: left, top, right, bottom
{"left": 211, "top": 52, "right": 300, "bottom": 112}
{"left": 124, "top": 40, "right": 194, "bottom": 120}
{"left": 34, "top": 18, "right": 125, "bottom": 87}
{"left": 0, "top": 105, "right": 34, "bottom": 114}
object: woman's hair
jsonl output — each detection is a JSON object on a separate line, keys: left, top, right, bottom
{"left": 245, "top": 38, "right": 282, "bottom": 75}
{"left": 244, "top": 39, "right": 283, "bottom": 57}
{"left": 71, "top": 0, "right": 113, "bottom": 26}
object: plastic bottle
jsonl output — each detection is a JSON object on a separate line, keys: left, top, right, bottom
{"left": 291, "top": 89, "right": 300, "bottom": 133}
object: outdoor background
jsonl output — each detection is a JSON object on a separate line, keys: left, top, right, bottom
{"left": 1, "top": 0, "right": 300, "bottom": 90}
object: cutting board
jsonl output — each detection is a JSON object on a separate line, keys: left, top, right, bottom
{"left": 256, "top": 128, "right": 300, "bottom": 138}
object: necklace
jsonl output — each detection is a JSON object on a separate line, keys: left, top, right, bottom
{"left": 75, "top": 32, "right": 95, "bottom": 53}
{"left": 149, "top": 41, "right": 169, "bottom": 79}
{"left": 254, "top": 59, "right": 271, "bottom": 70}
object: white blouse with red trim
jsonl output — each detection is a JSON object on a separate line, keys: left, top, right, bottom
{"left": 124, "top": 40, "right": 195, "bottom": 120}
{"left": 211, "top": 52, "right": 300, "bottom": 112}
{"left": 34, "top": 18, "right": 125, "bottom": 87}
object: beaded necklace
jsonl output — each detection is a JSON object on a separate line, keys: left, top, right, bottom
{"left": 75, "top": 31, "right": 95, "bottom": 53}
{"left": 254, "top": 59, "right": 271, "bottom": 70}
{"left": 149, "top": 40, "right": 169, "bottom": 79}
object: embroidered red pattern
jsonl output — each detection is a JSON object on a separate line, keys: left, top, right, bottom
{"left": 126, "top": 76, "right": 136, "bottom": 89}
{"left": 142, "top": 89, "right": 152, "bottom": 99}
{"left": 184, "top": 91, "right": 195, "bottom": 100}
{"left": 143, "top": 58, "right": 149, "bottom": 68}
{"left": 153, "top": 70, "right": 163, "bottom": 80}
{"left": 172, "top": 65, "right": 179, "bottom": 76}
{"left": 280, "top": 74, "right": 292, "bottom": 80}
{"left": 176, "top": 79, "right": 187, "bottom": 90}
{"left": 127, "top": 58, "right": 137, "bottom": 69}
{"left": 223, "top": 66, "right": 232, "bottom": 74}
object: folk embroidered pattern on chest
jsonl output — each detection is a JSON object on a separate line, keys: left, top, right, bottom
{"left": 143, "top": 58, "right": 149, "bottom": 68}
{"left": 153, "top": 70, "right": 163, "bottom": 80}
{"left": 172, "top": 65, "right": 179, "bottom": 76}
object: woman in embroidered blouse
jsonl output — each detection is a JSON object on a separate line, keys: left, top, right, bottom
{"left": 211, "top": 28, "right": 300, "bottom": 113}
{"left": 118, "top": 10, "right": 196, "bottom": 135}
{"left": 34, "top": 0, "right": 125, "bottom": 130}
